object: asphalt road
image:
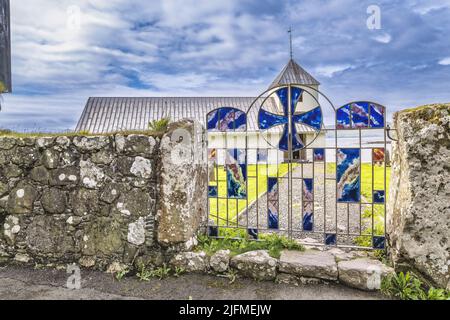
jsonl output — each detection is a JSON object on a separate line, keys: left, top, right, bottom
{"left": 0, "top": 265, "right": 385, "bottom": 300}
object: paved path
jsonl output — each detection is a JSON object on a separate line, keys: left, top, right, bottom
{"left": 0, "top": 265, "right": 384, "bottom": 300}
{"left": 239, "top": 164, "right": 363, "bottom": 245}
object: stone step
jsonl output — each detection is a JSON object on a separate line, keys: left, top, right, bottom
{"left": 279, "top": 250, "right": 338, "bottom": 281}
{"left": 338, "top": 258, "right": 395, "bottom": 291}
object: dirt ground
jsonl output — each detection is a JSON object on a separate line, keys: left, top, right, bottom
{"left": 0, "top": 265, "right": 385, "bottom": 300}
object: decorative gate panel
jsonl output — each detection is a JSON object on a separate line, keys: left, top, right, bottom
{"left": 206, "top": 85, "right": 388, "bottom": 249}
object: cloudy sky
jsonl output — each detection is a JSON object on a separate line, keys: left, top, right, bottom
{"left": 1, "top": 0, "right": 450, "bottom": 131}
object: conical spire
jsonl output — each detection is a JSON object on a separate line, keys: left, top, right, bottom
{"left": 269, "top": 59, "right": 320, "bottom": 89}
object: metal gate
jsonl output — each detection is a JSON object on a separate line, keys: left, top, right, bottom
{"left": 206, "top": 84, "right": 388, "bottom": 249}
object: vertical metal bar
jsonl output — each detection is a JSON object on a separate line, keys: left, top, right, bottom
{"left": 287, "top": 85, "right": 293, "bottom": 239}
{"left": 384, "top": 123, "right": 387, "bottom": 243}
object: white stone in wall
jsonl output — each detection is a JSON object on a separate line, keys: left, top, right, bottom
{"left": 130, "top": 157, "right": 152, "bottom": 179}
{"left": 127, "top": 217, "right": 146, "bottom": 246}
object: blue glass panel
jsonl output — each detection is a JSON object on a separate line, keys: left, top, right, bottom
{"left": 303, "top": 203, "right": 314, "bottom": 232}
{"left": 258, "top": 109, "right": 288, "bottom": 130}
{"left": 268, "top": 178, "right": 278, "bottom": 201}
{"left": 278, "top": 123, "right": 305, "bottom": 152}
{"left": 337, "top": 149, "right": 361, "bottom": 203}
{"left": 291, "top": 87, "right": 303, "bottom": 113}
{"left": 207, "top": 110, "right": 219, "bottom": 131}
{"left": 268, "top": 178, "right": 279, "bottom": 229}
{"left": 217, "top": 107, "right": 247, "bottom": 132}
{"left": 208, "top": 186, "right": 218, "bottom": 198}
{"left": 226, "top": 149, "right": 247, "bottom": 199}
{"left": 276, "top": 87, "right": 289, "bottom": 115}
{"left": 314, "top": 148, "right": 325, "bottom": 161}
{"left": 370, "top": 103, "right": 385, "bottom": 128}
{"left": 291, "top": 124, "right": 305, "bottom": 150}
{"left": 373, "top": 190, "right": 385, "bottom": 204}
{"left": 303, "top": 179, "right": 314, "bottom": 202}
{"left": 351, "top": 102, "right": 369, "bottom": 128}
{"left": 208, "top": 226, "right": 219, "bottom": 237}
{"left": 257, "top": 149, "right": 268, "bottom": 162}
{"left": 325, "top": 233, "right": 337, "bottom": 246}
{"left": 337, "top": 105, "right": 351, "bottom": 129}
{"left": 293, "top": 106, "right": 322, "bottom": 131}
{"left": 234, "top": 110, "right": 247, "bottom": 132}
{"left": 373, "top": 236, "right": 385, "bottom": 249}
{"left": 248, "top": 228, "right": 258, "bottom": 240}
{"left": 278, "top": 124, "right": 289, "bottom": 151}
{"left": 268, "top": 202, "right": 279, "bottom": 230}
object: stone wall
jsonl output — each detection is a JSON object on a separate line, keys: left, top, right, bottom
{"left": 0, "top": 120, "right": 207, "bottom": 270}
{"left": 387, "top": 104, "right": 449, "bottom": 289}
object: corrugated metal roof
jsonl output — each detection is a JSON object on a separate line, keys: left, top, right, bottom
{"left": 75, "top": 97, "right": 318, "bottom": 134}
{"left": 269, "top": 59, "right": 320, "bottom": 89}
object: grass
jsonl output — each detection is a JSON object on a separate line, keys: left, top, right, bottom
{"left": 381, "top": 272, "right": 449, "bottom": 300}
{"left": 0, "top": 128, "right": 166, "bottom": 138}
{"left": 148, "top": 118, "right": 170, "bottom": 132}
{"left": 209, "top": 163, "right": 293, "bottom": 225}
{"left": 196, "top": 230, "right": 304, "bottom": 259}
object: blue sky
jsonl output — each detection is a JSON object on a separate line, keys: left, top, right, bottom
{"left": 1, "top": 0, "right": 450, "bottom": 131}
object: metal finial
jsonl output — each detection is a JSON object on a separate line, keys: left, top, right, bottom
{"left": 288, "top": 27, "right": 293, "bottom": 59}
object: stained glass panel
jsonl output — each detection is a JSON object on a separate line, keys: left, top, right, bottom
{"left": 303, "top": 179, "right": 314, "bottom": 202}
{"left": 337, "top": 104, "right": 351, "bottom": 129}
{"left": 208, "top": 186, "right": 218, "bottom": 198}
{"left": 373, "top": 236, "right": 385, "bottom": 249}
{"left": 268, "top": 178, "right": 279, "bottom": 229}
{"left": 226, "top": 149, "right": 247, "bottom": 199}
{"left": 373, "top": 148, "right": 385, "bottom": 163}
{"left": 337, "top": 148, "right": 361, "bottom": 203}
{"left": 370, "top": 103, "right": 385, "bottom": 128}
{"left": 293, "top": 106, "right": 322, "bottom": 131}
{"left": 351, "top": 102, "right": 369, "bottom": 128}
{"left": 325, "top": 233, "right": 337, "bottom": 246}
{"left": 303, "top": 203, "right": 314, "bottom": 232}
{"left": 373, "top": 190, "right": 385, "bottom": 204}
{"left": 248, "top": 228, "right": 258, "bottom": 240}
{"left": 314, "top": 148, "right": 325, "bottom": 161}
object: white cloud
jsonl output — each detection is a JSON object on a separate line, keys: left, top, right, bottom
{"left": 372, "top": 33, "right": 392, "bottom": 44}
{"left": 438, "top": 57, "right": 450, "bottom": 66}
{"left": 315, "top": 64, "right": 353, "bottom": 78}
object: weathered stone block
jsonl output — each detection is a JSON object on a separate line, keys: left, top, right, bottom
{"left": 82, "top": 217, "right": 123, "bottom": 256}
{"left": 231, "top": 250, "right": 278, "bottom": 281}
{"left": 169, "top": 251, "right": 208, "bottom": 273}
{"left": 127, "top": 217, "right": 146, "bottom": 246}
{"left": 11, "top": 147, "right": 39, "bottom": 167}
{"left": 7, "top": 184, "right": 37, "bottom": 215}
{"left": 388, "top": 104, "right": 450, "bottom": 289}
{"left": 41, "top": 188, "right": 67, "bottom": 214}
{"left": 80, "top": 159, "right": 105, "bottom": 189}
{"left": 26, "top": 216, "right": 76, "bottom": 258}
{"left": 338, "top": 258, "right": 394, "bottom": 291}
{"left": 0, "top": 137, "right": 16, "bottom": 150}
{"left": 71, "top": 188, "right": 100, "bottom": 216}
{"left": 210, "top": 250, "right": 231, "bottom": 273}
{"left": 116, "top": 135, "right": 157, "bottom": 157}
{"left": 113, "top": 188, "right": 154, "bottom": 218}
{"left": 50, "top": 167, "right": 79, "bottom": 186}
{"left": 41, "top": 149, "right": 60, "bottom": 169}
{"left": 30, "top": 166, "right": 50, "bottom": 184}
{"left": 157, "top": 120, "right": 207, "bottom": 246}
{"left": 73, "top": 136, "right": 110, "bottom": 152}
{"left": 279, "top": 250, "right": 338, "bottom": 281}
